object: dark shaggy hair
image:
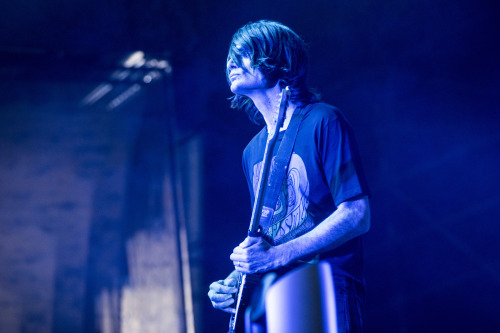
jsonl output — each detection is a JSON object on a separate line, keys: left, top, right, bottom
{"left": 227, "top": 20, "right": 319, "bottom": 124}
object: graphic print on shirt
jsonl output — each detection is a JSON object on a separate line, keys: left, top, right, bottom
{"left": 253, "top": 153, "right": 315, "bottom": 244}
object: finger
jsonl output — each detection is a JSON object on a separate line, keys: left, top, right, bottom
{"left": 212, "top": 297, "right": 235, "bottom": 310}
{"left": 222, "top": 306, "right": 236, "bottom": 314}
{"left": 210, "top": 293, "right": 234, "bottom": 303}
{"left": 208, "top": 280, "right": 224, "bottom": 291}
{"left": 230, "top": 252, "right": 243, "bottom": 262}
{"left": 219, "top": 284, "right": 239, "bottom": 294}
{"left": 230, "top": 257, "right": 246, "bottom": 268}
{"left": 234, "top": 262, "right": 249, "bottom": 273}
{"left": 219, "top": 304, "right": 236, "bottom": 314}
{"left": 210, "top": 281, "right": 238, "bottom": 294}
{"left": 232, "top": 246, "right": 245, "bottom": 255}
{"left": 230, "top": 253, "right": 249, "bottom": 268}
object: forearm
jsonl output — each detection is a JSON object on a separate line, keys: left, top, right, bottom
{"left": 278, "top": 197, "right": 370, "bottom": 265}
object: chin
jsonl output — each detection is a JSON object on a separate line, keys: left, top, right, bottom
{"left": 230, "top": 85, "right": 244, "bottom": 95}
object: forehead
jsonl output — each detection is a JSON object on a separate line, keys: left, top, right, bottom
{"left": 228, "top": 42, "right": 251, "bottom": 64}
{"left": 231, "top": 38, "right": 252, "bottom": 54}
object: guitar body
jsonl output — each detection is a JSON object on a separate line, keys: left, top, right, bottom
{"left": 228, "top": 273, "right": 261, "bottom": 333}
{"left": 227, "top": 86, "right": 291, "bottom": 333}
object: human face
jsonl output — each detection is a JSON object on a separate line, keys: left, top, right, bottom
{"left": 226, "top": 55, "right": 267, "bottom": 96}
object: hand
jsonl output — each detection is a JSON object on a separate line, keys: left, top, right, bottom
{"left": 208, "top": 273, "right": 239, "bottom": 314}
{"left": 230, "top": 236, "right": 284, "bottom": 274}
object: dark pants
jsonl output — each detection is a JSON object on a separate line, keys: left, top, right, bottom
{"left": 334, "top": 276, "right": 365, "bottom": 333}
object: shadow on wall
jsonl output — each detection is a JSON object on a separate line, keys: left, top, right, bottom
{"left": 84, "top": 77, "right": 197, "bottom": 333}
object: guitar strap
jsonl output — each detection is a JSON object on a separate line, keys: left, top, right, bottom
{"left": 257, "top": 104, "right": 308, "bottom": 235}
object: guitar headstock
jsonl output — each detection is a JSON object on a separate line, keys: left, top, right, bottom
{"left": 269, "top": 86, "right": 291, "bottom": 139}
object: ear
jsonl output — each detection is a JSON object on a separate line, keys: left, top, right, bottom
{"left": 278, "top": 79, "right": 291, "bottom": 90}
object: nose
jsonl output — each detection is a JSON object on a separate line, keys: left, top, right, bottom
{"left": 227, "top": 58, "right": 237, "bottom": 70}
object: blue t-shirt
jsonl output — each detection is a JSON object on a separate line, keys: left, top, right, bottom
{"left": 242, "top": 102, "right": 370, "bottom": 283}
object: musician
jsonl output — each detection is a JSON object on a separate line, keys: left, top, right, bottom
{"left": 208, "top": 20, "right": 371, "bottom": 332}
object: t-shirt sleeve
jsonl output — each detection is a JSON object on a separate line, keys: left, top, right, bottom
{"left": 320, "top": 115, "right": 370, "bottom": 207}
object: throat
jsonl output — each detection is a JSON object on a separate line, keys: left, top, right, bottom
{"left": 264, "top": 104, "right": 296, "bottom": 135}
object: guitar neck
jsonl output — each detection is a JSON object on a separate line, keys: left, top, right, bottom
{"left": 247, "top": 86, "right": 290, "bottom": 235}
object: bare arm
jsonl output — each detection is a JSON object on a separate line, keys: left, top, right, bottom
{"left": 231, "top": 196, "right": 370, "bottom": 274}
{"left": 280, "top": 196, "right": 370, "bottom": 264}
{"left": 209, "top": 196, "right": 370, "bottom": 312}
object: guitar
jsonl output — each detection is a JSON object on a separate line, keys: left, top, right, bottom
{"left": 228, "top": 86, "right": 291, "bottom": 333}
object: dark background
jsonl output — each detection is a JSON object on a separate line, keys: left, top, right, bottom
{"left": 1, "top": 0, "right": 499, "bottom": 332}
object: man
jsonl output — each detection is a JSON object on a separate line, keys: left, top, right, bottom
{"left": 208, "top": 20, "right": 371, "bottom": 332}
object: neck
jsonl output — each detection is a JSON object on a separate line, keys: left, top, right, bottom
{"left": 247, "top": 83, "right": 296, "bottom": 133}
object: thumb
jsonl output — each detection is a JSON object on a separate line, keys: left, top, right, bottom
{"left": 240, "top": 236, "right": 260, "bottom": 248}
{"left": 224, "top": 278, "right": 238, "bottom": 287}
